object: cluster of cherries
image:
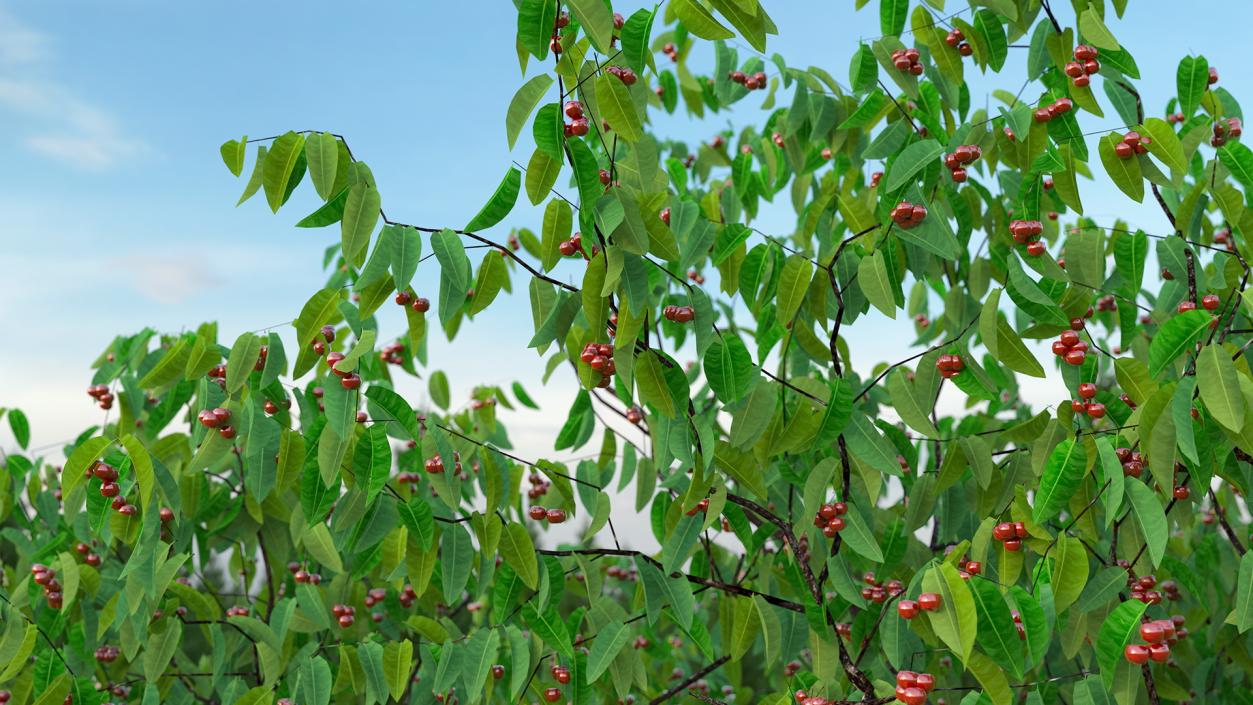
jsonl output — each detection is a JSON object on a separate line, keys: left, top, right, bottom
{"left": 558, "top": 231, "right": 596, "bottom": 259}
{"left": 663, "top": 305, "right": 696, "bottom": 323}
{"left": 1032, "top": 97, "right": 1074, "bottom": 124}
{"left": 528, "top": 505, "right": 568, "bottom": 524}
{"left": 75, "top": 541, "right": 102, "bottom": 568}
{"left": 90, "top": 461, "right": 141, "bottom": 517}
{"left": 424, "top": 452, "right": 461, "bottom": 474}
{"left": 890, "top": 48, "right": 925, "bottom": 76}
{"left": 661, "top": 42, "right": 678, "bottom": 62}
{"left": 197, "top": 406, "right": 236, "bottom": 439}
{"left": 579, "top": 340, "right": 617, "bottom": 388}
{"left": 811, "top": 501, "right": 848, "bottom": 538}
{"left": 943, "top": 144, "right": 980, "bottom": 183}
{"left": 1008, "top": 219, "right": 1048, "bottom": 257}
{"left": 1063, "top": 45, "right": 1101, "bottom": 88}
{"left": 31, "top": 563, "right": 64, "bottom": 609}
{"left": 322, "top": 352, "right": 362, "bottom": 390}
{"left": 860, "top": 572, "right": 905, "bottom": 604}
{"left": 1124, "top": 616, "right": 1188, "bottom": 664}
{"left": 1178, "top": 293, "right": 1222, "bottom": 314}
{"left": 1069, "top": 382, "right": 1106, "bottom": 419}
{"left": 560, "top": 99, "right": 591, "bottom": 138}
{"left": 526, "top": 472, "right": 554, "bottom": 500}
{"left": 548, "top": 12, "right": 570, "bottom": 54}
{"left": 1126, "top": 572, "right": 1177, "bottom": 605}
{"left": 992, "top": 520, "right": 1029, "bottom": 551}
{"left": 894, "top": 670, "right": 937, "bottom": 705}
{"left": 605, "top": 65, "right": 638, "bottom": 87}
{"left": 606, "top": 564, "right": 638, "bottom": 580}
{"left": 262, "top": 397, "right": 293, "bottom": 415}
{"left": 913, "top": 313, "right": 931, "bottom": 328}
{"left": 542, "top": 663, "right": 572, "bottom": 702}
{"left": 93, "top": 645, "right": 121, "bottom": 663}
{"left": 943, "top": 28, "right": 972, "bottom": 56}
{"left": 896, "top": 592, "right": 943, "bottom": 619}
{"left": 289, "top": 561, "right": 325, "bottom": 585}
{"left": 1211, "top": 117, "right": 1243, "bottom": 147}
{"left": 395, "top": 291, "right": 431, "bottom": 315}
{"left": 685, "top": 269, "right": 707, "bottom": 286}
{"left": 728, "top": 69, "right": 768, "bottom": 90}
{"left": 871, "top": 171, "right": 883, "bottom": 187}
{"left": 890, "top": 201, "right": 928, "bottom": 229}
{"left": 331, "top": 603, "right": 358, "bottom": 628}
{"left": 85, "top": 384, "right": 114, "bottom": 410}
{"left": 374, "top": 340, "right": 407, "bottom": 366}
{"left": 226, "top": 605, "right": 250, "bottom": 618}
{"left": 1050, "top": 329, "right": 1089, "bottom": 366}
{"left": 1113, "top": 131, "right": 1151, "bottom": 160}
{"left": 934, "top": 353, "right": 964, "bottom": 379}
{"left": 309, "top": 324, "right": 336, "bottom": 356}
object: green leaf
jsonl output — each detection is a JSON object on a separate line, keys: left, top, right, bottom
{"left": 341, "top": 182, "right": 381, "bottom": 268}
{"left": 1077, "top": 8, "right": 1120, "bottom": 50}
{"left": 595, "top": 73, "right": 643, "bottom": 142}
{"left": 922, "top": 563, "right": 977, "bottom": 661}
{"left": 61, "top": 436, "right": 111, "bottom": 500}
{"left": 384, "top": 224, "right": 422, "bottom": 293}
{"left": 1098, "top": 133, "right": 1143, "bottom": 202}
{"left": 358, "top": 641, "right": 388, "bottom": 705}
{"left": 1198, "top": 344, "right": 1245, "bottom": 431}
{"left": 849, "top": 44, "right": 879, "bottom": 93}
{"left": 776, "top": 254, "right": 813, "bottom": 324}
{"left": 1219, "top": 142, "right": 1253, "bottom": 191}
{"left": 299, "top": 657, "right": 333, "bottom": 705}
{"left": 859, "top": 249, "right": 896, "bottom": 319}
{"left": 1096, "top": 599, "right": 1148, "bottom": 688}
{"left": 879, "top": 0, "right": 908, "bottom": 36}
{"left": 441, "top": 522, "right": 474, "bottom": 604}
{"left": 1051, "top": 535, "right": 1089, "bottom": 614}
{"left": 568, "top": 0, "right": 616, "bottom": 52}
{"left": 1233, "top": 551, "right": 1253, "bottom": 633}
{"left": 541, "top": 198, "right": 572, "bottom": 271}
{"left": 841, "top": 504, "right": 885, "bottom": 563}
{"left": 7, "top": 409, "right": 28, "bottom": 449}
{"left": 525, "top": 148, "right": 562, "bottom": 206}
{"left": 220, "top": 135, "right": 247, "bottom": 176}
{"left": 1078, "top": 566, "right": 1130, "bottom": 612}
{"left": 586, "top": 620, "right": 632, "bottom": 683}
{"left": 1148, "top": 309, "right": 1211, "bottom": 377}
{"left": 225, "top": 332, "right": 262, "bottom": 396}
{"left": 469, "top": 250, "right": 508, "bottom": 315}
{"left": 1139, "top": 118, "right": 1187, "bottom": 178}
{"left": 306, "top": 132, "right": 339, "bottom": 200}
{"left": 506, "top": 75, "right": 554, "bottom": 150}
{"left": 465, "top": 167, "right": 521, "bottom": 232}
{"left": 966, "top": 651, "right": 1013, "bottom": 705}
{"left": 522, "top": 602, "right": 574, "bottom": 659}
{"left": 1125, "top": 480, "right": 1168, "bottom": 567}
{"left": 1033, "top": 439, "right": 1087, "bottom": 524}
{"left": 459, "top": 630, "right": 498, "bottom": 696}
{"left": 295, "top": 186, "right": 348, "bottom": 228}
{"left": 1176, "top": 55, "right": 1209, "bottom": 117}
{"left": 635, "top": 351, "right": 677, "bottom": 417}
{"left": 500, "top": 521, "right": 540, "bottom": 589}
{"left": 430, "top": 370, "right": 451, "bottom": 410}
{"left": 704, "top": 336, "right": 757, "bottom": 403}
{"left": 885, "top": 139, "right": 943, "bottom": 192}
{"left": 885, "top": 370, "right": 939, "bottom": 438}
{"left": 973, "top": 10, "right": 1008, "bottom": 72}
{"left": 980, "top": 288, "right": 1045, "bottom": 378}
{"left": 262, "top": 131, "right": 305, "bottom": 213}
{"left": 672, "top": 0, "right": 734, "bottom": 40}
{"left": 1113, "top": 230, "right": 1147, "bottom": 300}
{"left": 621, "top": 8, "right": 657, "bottom": 74}
{"left": 517, "top": 0, "right": 557, "bottom": 59}
{"left": 304, "top": 523, "right": 343, "bottom": 573}
{"left": 121, "top": 434, "right": 156, "bottom": 512}
{"left": 662, "top": 514, "right": 703, "bottom": 574}
{"left": 969, "top": 579, "right": 1023, "bottom": 681}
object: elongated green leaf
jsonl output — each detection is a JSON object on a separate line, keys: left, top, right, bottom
{"left": 595, "top": 73, "right": 643, "bottom": 141}
{"left": 1234, "top": 551, "right": 1253, "bottom": 633}
{"left": 1198, "top": 344, "right": 1245, "bottom": 431}
{"left": 1078, "top": 8, "right": 1120, "bottom": 50}
{"left": 568, "top": 0, "right": 616, "bottom": 52}
{"left": 1096, "top": 599, "right": 1148, "bottom": 688}
{"left": 672, "top": 0, "right": 734, "bottom": 40}
{"left": 220, "top": 135, "right": 247, "bottom": 176}
{"left": 500, "top": 521, "right": 539, "bottom": 589}
{"left": 1176, "top": 55, "right": 1209, "bottom": 117}
{"left": 1125, "top": 480, "right": 1167, "bottom": 567}
{"left": 586, "top": 619, "right": 631, "bottom": 682}
{"left": 341, "top": 182, "right": 381, "bottom": 268}
{"left": 262, "top": 131, "right": 305, "bottom": 213}
{"left": 1098, "top": 133, "right": 1143, "bottom": 202}
{"left": 306, "top": 132, "right": 339, "bottom": 200}
{"left": 506, "top": 75, "right": 554, "bottom": 150}
{"left": 776, "top": 254, "right": 813, "bottom": 324}
{"left": 980, "top": 288, "right": 1045, "bottom": 378}
{"left": 1033, "top": 439, "right": 1087, "bottom": 524}
{"left": 969, "top": 578, "right": 1023, "bottom": 681}
{"left": 705, "top": 336, "right": 757, "bottom": 403}
{"left": 922, "top": 563, "right": 977, "bottom": 661}
{"left": 885, "top": 139, "right": 943, "bottom": 192}
{"left": 859, "top": 249, "right": 896, "bottom": 319}
{"left": 1148, "top": 309, "right": 1211, "bottom": 377}
{"left": 465, "top": 168, "right": 521, "bottom": 232}
{"left": 880, "top": 0, "right": 908, "bottom": 36}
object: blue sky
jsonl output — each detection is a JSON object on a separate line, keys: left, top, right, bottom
{"left": 3, "top": 0, "right": 1252, "bottom": 465}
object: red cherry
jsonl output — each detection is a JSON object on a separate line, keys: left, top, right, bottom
{"left": 546, "top": 508, "right": 567, "bottom": 524}
{"left": 896, "top": 671, "right": 918, "bottom": 689}
{"left": 1064, "top": 350, "right": 1086, "bottom": 366}
{"left": 897, "top": 600, "right": 919, "bottom": 620}
{"left": 1140, "top": 622, "right": 1166, "bottom": 643}
{"left": 1202, "top": 294, "right": 1221, "bottom": 310}
{"left": 1003, "top": 538, "right": 1022, "bottom": 552}
{"left": 1086, "top": 403, "right": 1106, "bottom": 419}
{"left": 900, "top": 687, "right": 927, "bottom": 705}
{"left": 914, "top": 673, "right": 934, "bottom": 692}
{"left": 1173, "top": 486, "right": 1190, "bottom": 500}
{"left": 1078, "top": 383, "right": 1097, "bottom": 399}
{"left": 1148, "top": 643, "right": 1170, "bottom": 662}
{"left": 1125, "top": 644, "right": 1149, "bottom": 664}
{"left": 918, "top": 592, "right": 941, "bottom": 611}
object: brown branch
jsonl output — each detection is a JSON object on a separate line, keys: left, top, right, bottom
{"left": 649, "top": 656, "right": 731, "bottom": 705}
{"left": 1209, "top": 487, "right": 1248, "bottom": 555}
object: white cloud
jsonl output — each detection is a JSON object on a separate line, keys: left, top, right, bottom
{"left": 0, "top": 8, "right": 147, "bottom": 169}
{"left": 109, "top": 254, "right": 224, "bottom": 305}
